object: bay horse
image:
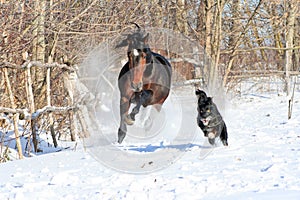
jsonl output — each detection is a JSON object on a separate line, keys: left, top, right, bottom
{"left": 116, "top": 23, "right": 172, "bottom": 144}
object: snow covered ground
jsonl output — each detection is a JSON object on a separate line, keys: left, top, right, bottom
{"left": 1, "top": 90, "right": 300, "bottom": 199}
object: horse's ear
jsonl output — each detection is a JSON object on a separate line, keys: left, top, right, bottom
{"left": 131, "top": 22, "right": 141, "bottom": 31}
{"left": 143, "top": 33, "right": 149, "bottom": 44}
{"left": 116, "top": 39, "right": 128, "bottom": 48}
{"left": 195, "top": 89, "right": 201, "bottom": 96}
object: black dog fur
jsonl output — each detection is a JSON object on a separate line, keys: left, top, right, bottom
{"left": 196, "top": 89, "right": 228, "bottom": 146}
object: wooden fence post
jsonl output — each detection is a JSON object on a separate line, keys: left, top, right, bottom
{"left": 63, "top": 70, "right": 76, "bottom": 141}
{"left": 3, "top": 68, "right": 23, "bottom": 159}
{"left": 1, "top": 61, "right": 79, "bottom": 157}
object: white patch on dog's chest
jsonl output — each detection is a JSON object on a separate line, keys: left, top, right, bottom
{"left": 201, "top": 116, "right": 212, "bottom": 126}
{"left": 201, "top": 119, "right": 209, "bottom": 126}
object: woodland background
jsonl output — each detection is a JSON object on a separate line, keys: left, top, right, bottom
{"left": 0, "top": 0, "right": 299, "bottom": 160}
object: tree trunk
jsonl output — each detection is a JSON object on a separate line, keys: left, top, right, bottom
{"left": 32, "top": 0, "right": 47, "bottom": 113}
{"left": 47, "top": 1, "right": 58, "bottom": 147}
{"left": 204, "top": 0, "right": 213, "bottom": 57}
{"left": 269, "top": 3, "right": 284, "bottom": 71}
{"left": 46, "top": 66, "right": 58, "bottom": 148}
{"left": 294, "top": 18, "right": 300, "bottom": 72}
{"left": 176, "top": 0, "right": 187, "bottom": 35}
{"left": 32, "top": 0, "right": 46, "bottom": 62}
{"left": 196, "top": 0, "right": 205, "bottom": 46}
{"left": 223, "top": 0, "right": 240, "bottom": 87}
{"left": 26, "top": 64, "right": 39, "bottom": 153}
{"left": 211, "top": 0, "right": 225, "bottom": 91}
{"left": 285, "top": 0, "right": 296, "bottom": 96}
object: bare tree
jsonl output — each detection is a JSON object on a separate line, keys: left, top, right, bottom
{"left": 285, "top": 0, "right": 297, "bottom": 96}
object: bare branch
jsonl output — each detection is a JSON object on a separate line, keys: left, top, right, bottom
{"left": 222, "top": 46, "right": 300, "bottom": 54}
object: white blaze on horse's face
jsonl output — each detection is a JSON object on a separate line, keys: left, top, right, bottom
{"left": 133, "top": 49, "right": 139, "bottom": 56}
{"left": 129, "top": 48, "right": 146, "bottom": 92}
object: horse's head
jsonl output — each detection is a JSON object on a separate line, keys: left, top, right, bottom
{"left": 116, "top": 23, "right": 151, "bottom": 92}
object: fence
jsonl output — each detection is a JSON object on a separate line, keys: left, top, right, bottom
{"left": 0, "top": 61, "right": 93, "bottom": 160}
{"left": 226, "top": 70, "right": 300, "bottom": 95}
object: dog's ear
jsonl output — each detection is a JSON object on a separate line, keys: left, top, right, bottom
{"left": 207, "top": 97, "right": 213, "bottom": 104}
{"left": 197, "top": 90, "right": 208, "bottom": 100}
{"left": 195, "top": 89, "right": 206, "bottom": 96}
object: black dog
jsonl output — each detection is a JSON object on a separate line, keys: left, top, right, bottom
{"left": 196, "top": 89, "right": 228, "bottom": 146}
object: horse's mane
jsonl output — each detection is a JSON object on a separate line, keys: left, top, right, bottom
{"left": 116, "top": 24, "right": 149, "bottom": 49}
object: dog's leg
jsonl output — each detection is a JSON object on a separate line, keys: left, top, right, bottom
{"left": 208, "top": 138, "right": 215, "bottom": 145}
{"left": 207, "top": 129, "right": 217, "bottom": 145}
{"left": 197, "top": 116, "right": 208, "bottom": 137}
{"left": 220, "top": 123, "right": 228, "bottom": 146}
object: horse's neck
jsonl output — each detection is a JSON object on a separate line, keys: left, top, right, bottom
{"left": 118, "top": 62, "right": 130, "bottom": 80}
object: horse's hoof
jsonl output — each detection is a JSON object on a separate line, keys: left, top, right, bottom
{"left": 118, "top": 129, "right": 126, "bottom": 144}
{"left": 125, "top": 115, "right": 134, "bottom": 125}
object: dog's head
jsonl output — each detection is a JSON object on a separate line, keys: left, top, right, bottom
{"left": 197, "top": 97, "right": 213, "bottom": 118}
{"left": 196, "top": 89, "right": 216, "bottom": 119}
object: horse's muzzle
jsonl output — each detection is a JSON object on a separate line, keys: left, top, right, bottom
{"left": 131, "top": 82, "right": 143, "bottom": 92}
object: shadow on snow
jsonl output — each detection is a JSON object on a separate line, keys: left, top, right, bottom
{"left": 124, "top": 142, "right": 212, "bottom": 153}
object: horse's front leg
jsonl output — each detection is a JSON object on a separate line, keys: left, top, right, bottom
{"left": 129, "top": 92, "right": 142, "bottom": 121}
{"left": 118, "top": 97, "right": 131, "bottom": 144}
{"left": 130, "top": 90, "right": 155, "bottom": 129}
{"left": 129, "top": 90, "right": 152, "bottom": 121}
